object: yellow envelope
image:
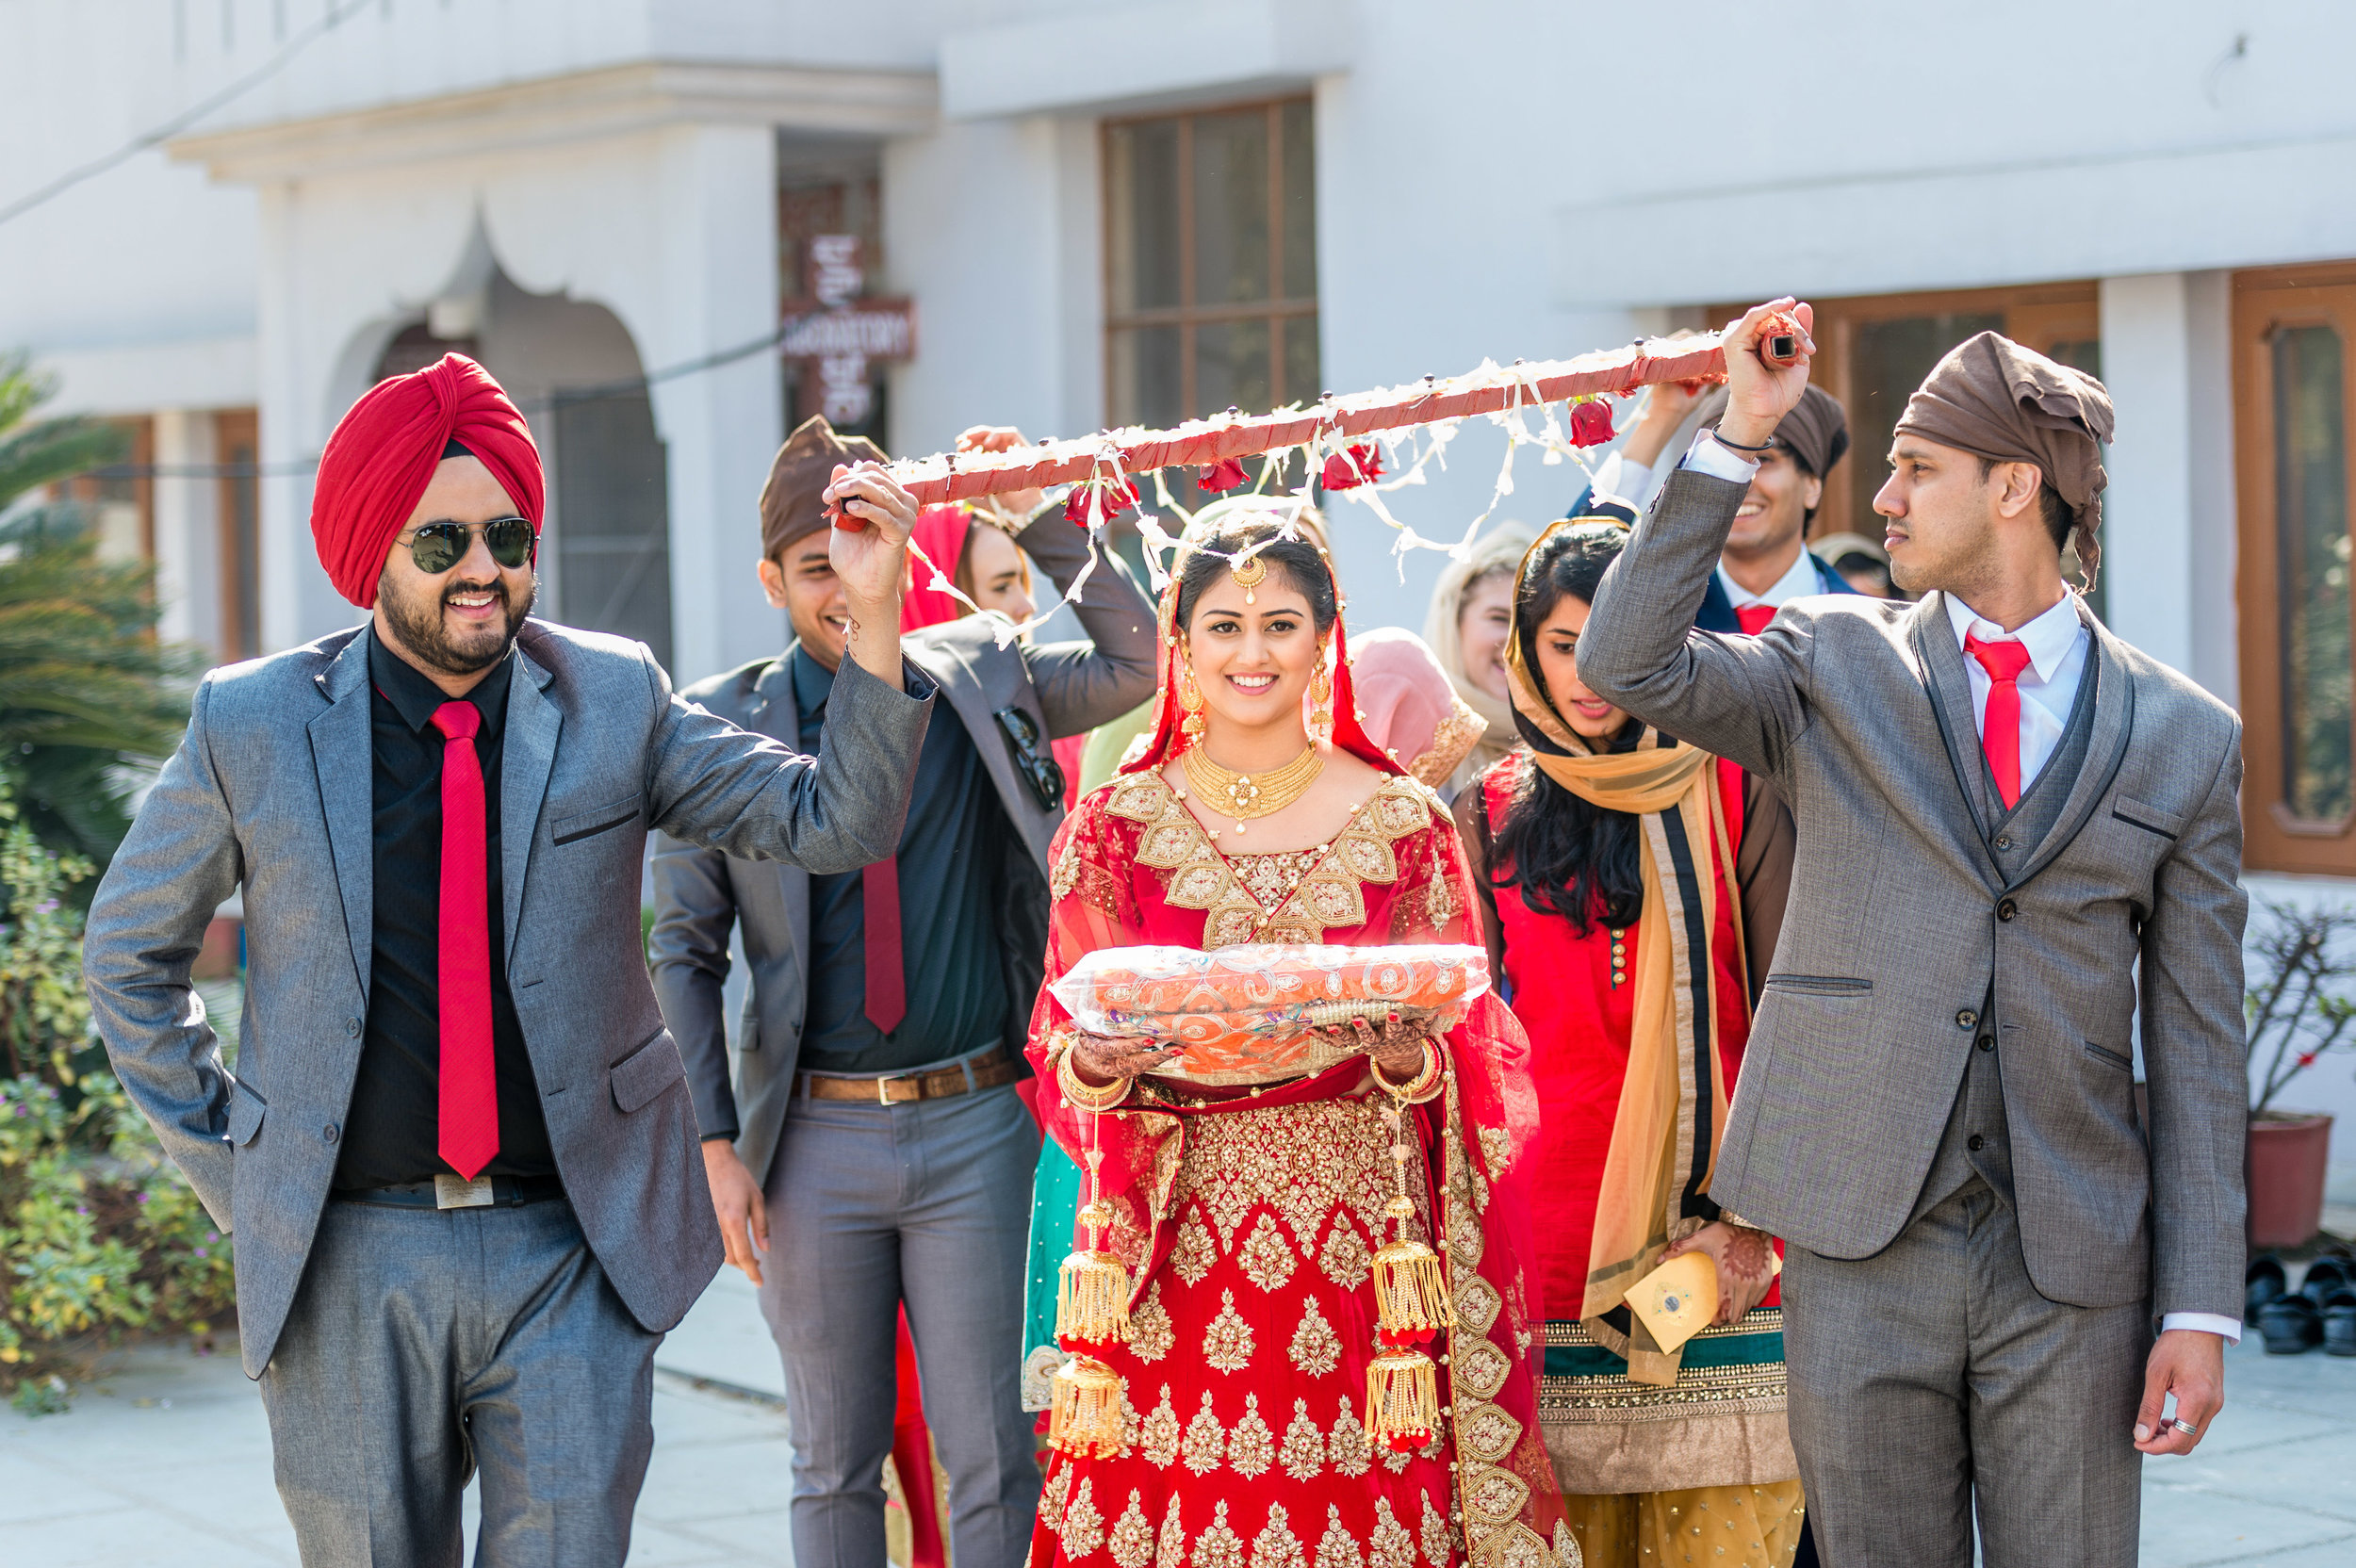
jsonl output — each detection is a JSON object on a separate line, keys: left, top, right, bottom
{"left": 1627, "top": 1250, "right": 1720, "bottom": 1354}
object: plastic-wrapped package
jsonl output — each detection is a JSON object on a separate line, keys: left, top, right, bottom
{"left": 1049, "top": 942, "right": 1491, "bottom": 1086}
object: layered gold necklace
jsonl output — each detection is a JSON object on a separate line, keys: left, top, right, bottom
{"left": 1180, "top": 743, "right": 1324, "bottom": 834}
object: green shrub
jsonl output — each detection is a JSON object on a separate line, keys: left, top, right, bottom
{"left": 0, "top": 777, "right": 233, "bottom": 1410}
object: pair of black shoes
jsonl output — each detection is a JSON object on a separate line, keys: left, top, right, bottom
{"left": 2250, "top": 1254, "right": 2356, "bottom": 1355}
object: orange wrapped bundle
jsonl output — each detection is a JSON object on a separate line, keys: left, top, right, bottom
{"left": 1050, "top": 943, "right": 1490, "bottom": 1086}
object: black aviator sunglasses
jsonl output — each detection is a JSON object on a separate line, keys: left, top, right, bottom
{"left": 400, "top": 516, "right": 536, "bottom": 576}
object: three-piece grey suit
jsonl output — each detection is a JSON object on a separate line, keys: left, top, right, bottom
{"left": 648, "top": 511, "right": 1156, "bottom": 1568}
{"left": 1579, "top": 466, "right": 2250, "bottom": 1567}
{"left": 83, "top": 617, "right": 932, "bottom": 1565}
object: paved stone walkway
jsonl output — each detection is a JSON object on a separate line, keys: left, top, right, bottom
{"left": 5, "top": 1267, "right": 2351, "bottom": 1565}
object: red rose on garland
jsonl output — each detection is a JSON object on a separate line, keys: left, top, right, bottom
{"left": 1569, "top": 399, "right": 1615, "bottom": 448}
{"left": 1063, "top": 477, "right": 1139, "bottom": 528}
{"left": 1197, "top": 457, "right": 1250, "bottom": 493}
{"left": 1320, "top": 442, "right": 1383, "bottom": 491}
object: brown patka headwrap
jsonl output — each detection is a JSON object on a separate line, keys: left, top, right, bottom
{"left": 1695, "top": 383, "right": 1850, "bottom": 480}
{"left": 1895, "top": 330, "right": 2115, "bottom": 535}
{"left": 759, "top": 415, "right": 885, "bottom": 560}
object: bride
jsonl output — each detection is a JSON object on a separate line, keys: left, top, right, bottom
{"left": 1025, "top": 509, "right": 1574, "bottom": 1568}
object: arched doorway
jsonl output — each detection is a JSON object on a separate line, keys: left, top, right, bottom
{"left": 373, "top": 271, "right": 674, "bottom": 669}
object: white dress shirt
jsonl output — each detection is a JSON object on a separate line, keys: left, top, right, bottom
{"left": 1722, "top": 546, "right": 1827, "bottom": 617}
{"left": 1684, "top": 433, "right": 2242, "bottom": 1342}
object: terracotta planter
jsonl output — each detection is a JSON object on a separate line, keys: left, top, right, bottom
{"left": 2248, "top": 1110, "right": 2334, "bottom": 1250}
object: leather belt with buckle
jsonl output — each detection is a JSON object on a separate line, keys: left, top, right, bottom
{"left": 795, "top": 1047, "right": 1022, "bottom": 1105}
{"left": 331, "top": 1173, "right": 567, "bottom": 1210}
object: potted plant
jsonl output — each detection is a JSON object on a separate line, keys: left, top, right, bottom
{"left": 2243, "top": 900, "right": 2356, "bottom": 1250}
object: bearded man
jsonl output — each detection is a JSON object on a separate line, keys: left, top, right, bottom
{"left": 1579, "top": 305, "right": 2247, "bottom": 1567}
{"left": 84, "top": 353, "right": 934, "bottom": 1567}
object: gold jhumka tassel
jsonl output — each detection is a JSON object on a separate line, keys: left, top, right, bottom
{"left": 1363, "top": 1077, "right": 1450, "bottom": 1452}
{"left": 1048, "top": 1145, "right": 1132, "bottom": 1458}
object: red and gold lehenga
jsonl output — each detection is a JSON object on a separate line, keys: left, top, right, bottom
{"left": 1023, "top": 592, "right": 1574, "bottom": 1568}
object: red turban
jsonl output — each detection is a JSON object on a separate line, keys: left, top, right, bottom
{"left": 312, "top": 352, "right": 545, "bottom": 608}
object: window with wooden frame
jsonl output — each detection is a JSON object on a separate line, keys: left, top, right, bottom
{"left": 1782, "top": 282, "right": 2102, "bottom": 556}
{"left": 2233, "top": 261, "right": 2356, "bottom": 874}
{"left": 1104, "top": 98, "right": 1318, "bottom": 461}
{"left": 216, "top": 409, "right": 262, "bottom": 663}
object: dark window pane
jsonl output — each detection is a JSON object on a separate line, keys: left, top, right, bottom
{"left": 2274, "top": 323, "right": 2352, "bottom": 821}
{"left": 226, "top": 442, "right": 259, "bottom": 661}
{"left": 2047, "top": 338, "right": 2102, "bottom": 379}
{"left": 1109, "top": 325, "right": 1184, "bottom": 429}
{"left": 1283, "top": 314, "right": 1320, "bottom": 408}
{"left": 1195, "top": 319, "right": 1272, "bottom": 419}
{"left": 1280, "top": 100, "right": 1316, "bottom": 302}
{"left": 1848, "top": 312, "right": 2005, "bottom": 528}
{"left": 1107, "top": 121, "right": 1181, "bottom": 313}
{"left": 553, "top": 391, "right": 673, "bottom": 671}
{"left": 1191, "top": 109, "right": 1270, "bottom": 305}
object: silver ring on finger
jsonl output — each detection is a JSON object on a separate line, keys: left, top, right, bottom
{"left": 2171, "top": 1418, "right": 2199, "bottom": 1437}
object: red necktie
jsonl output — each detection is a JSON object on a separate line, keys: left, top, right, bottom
{"left": 1964, "top": 632, "right": 2036, "bottom": 809}
{"left": 430, "top": 701, "right": 499, "bottom": 1181}
{"left": 1735, "top": 603, "right": 1775, "bottom": 636}
{"left": 864, "top": 859, "right": 906, "bottom": 1036}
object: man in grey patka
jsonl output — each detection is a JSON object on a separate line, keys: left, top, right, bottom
{"left": 648, "top": 418, "right": 1158, "bottom": 1568}
{"left": 1579, "top": 302, "right": 2248, "bottom": 1567}
{"left": 83, "top": 353, "right": 935, "bottom": 1567}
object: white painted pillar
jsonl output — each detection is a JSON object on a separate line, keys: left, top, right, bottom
{"left": 2097, "top": 271, "right": 2237, "bottom": 704}
{"left": 151, "top": 409, "right": 222, "bottom": 659}
{"left": 645, "top": 124, "right": 785, "bottom": 686}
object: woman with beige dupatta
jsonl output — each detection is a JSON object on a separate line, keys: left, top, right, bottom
{"left": 1451, "top": 520, "right": 1808, "bottom": 1568}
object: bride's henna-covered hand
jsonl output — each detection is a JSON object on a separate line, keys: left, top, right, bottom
{"left": 1664, "top": 1220, "right": 1777, "bottom": 1326}
{"left": 1319, "top": 1013, "right": 1435, "bottom": 1082}
{"left": 1067, "top": 1029, "right": 1183, "bottom": 1086}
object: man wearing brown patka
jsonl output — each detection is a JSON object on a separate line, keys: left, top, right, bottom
{"left": 1579, "top": 307, "right": 2248, "bottom": 1568}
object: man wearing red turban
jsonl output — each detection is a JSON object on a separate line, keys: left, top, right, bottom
{"left": 86, "top": 352, "right": 939, "bottom": 1566}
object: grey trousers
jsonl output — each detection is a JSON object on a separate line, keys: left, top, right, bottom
{"left": 1781, "top": 1180, "right": 2150, "bottom": 1568}
{"left": 259, "top": 1196, "right": 660, "bottom": 1568}
{"left": 759, "top": 1079, "right": 1042, "bottom": 1568}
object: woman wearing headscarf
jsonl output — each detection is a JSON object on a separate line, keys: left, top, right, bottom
{"left": 1349, "top": 626, "right": 1492, "bottom": 790}
{"left": 1024, "top": 512, "right": 1575, "bottom": 1568}
{"left": 1421, "top": 523, "right": 1535, "bottom": 799}
{"left": 1452, "top": 519, "right": 1805, "bottom": 1568}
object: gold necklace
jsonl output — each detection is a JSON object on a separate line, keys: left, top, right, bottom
{"left": 1180, "top": 743, "right": 1324, "bottom": 833}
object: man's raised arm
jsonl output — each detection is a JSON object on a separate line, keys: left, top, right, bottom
{"left": 1577, "top": 299, "right": 1819, "bottom": 777}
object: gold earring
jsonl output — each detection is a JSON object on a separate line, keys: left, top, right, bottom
{"left": 1309, "top": 656, "right": 1333, "bottom": 735}
{"left": 1180, "top": 664, "right": 1207, "bottom": 739}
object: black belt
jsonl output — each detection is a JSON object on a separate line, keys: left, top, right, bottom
{"left": 332, "top": 1173, "right": 566, "bottom": 1211}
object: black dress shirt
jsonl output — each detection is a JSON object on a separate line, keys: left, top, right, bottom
{"left": 333, "top": 634, "right": 553, "bottom": 1188}
{"left": 792, "top": 646, "right": 1008, "bottom": 1073}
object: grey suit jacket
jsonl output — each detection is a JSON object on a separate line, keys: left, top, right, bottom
{"left": 1579, "top": 467, "right": 2250, "bottom": 1320}
{"left": 83, "top": 617, "right": 933, "bottom": 1375}
{"left": 647, "top": 513, "right": 1157, "bottom": 1186}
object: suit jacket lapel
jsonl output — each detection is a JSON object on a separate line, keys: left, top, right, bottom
{"left": 1910, "top": 594, "right": 2004, "bottom": 851}
{"left": 1693, "top": 571, "right": 1739, "bottom": 634}
{"left": 2007, "top": 603, "right": 2135, "bottom": 890}
{"left": 307, "top": 630, "right": 375, "bottom": 998}
{"left": 749, "top": 649, "right": 810, "bottom": 979}
{"left": 500, "top": 646, "right": 561, "bottom": 969}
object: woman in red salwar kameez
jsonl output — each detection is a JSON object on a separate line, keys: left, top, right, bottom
{"left": 1024, "top": 511, "right": 1575, "bottom": 1568}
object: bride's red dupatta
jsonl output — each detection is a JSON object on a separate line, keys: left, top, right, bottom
{"left": 1026, "top": 567, "right": 1571, "bottom": 1568}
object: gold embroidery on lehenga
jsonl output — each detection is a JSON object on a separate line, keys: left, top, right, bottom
{"left": 1250, "top": 1502, "right": 1308, "bottom": 1568}
{"left": 1110, "top": 1491, "right": 1157, "bottom": 1568}
{"left": 1455, "top": 1273, "right": 1502, "bottom": 1334}
{"left": 1129, "top": 1280, "right": 1175, "bottom": 1364}
{"left": 1063, "top": 1477, "right": 1107, "bottom": 1558}
{"left": 1203, "top": 1289, "right": 1255, "bottom": 1372}
{"left": 1178, "top": 1101, "right": 1406, "bottom": 1256}
{"left": 1418, "top": 1493, "right": 1451, "bottom": 1568}
{"left": 1155, "top": 1499, "right": 1186, "bottom": 1568}
{"left": 1314, "top": 1504, "right": 1366, "bottom": 1568}
{"left": 1279, "top": 1396, "right": 1326, "bottom": 1479}
{"left": 1462, "top": 1465, "right": 1530, "bottom": 1527}
{"left": 1171, "top": 1210, "right": 1219, "bottom": 1286}
{"left": 1457, "top": 1398, "right": 1525, "bottom": 1464}
{"left": 1454, "top": 1337, "right": 1512, "bottom": 1401}
{"left": 1287, "top": 1298, "right": 1342, "bottom": 1378}
{"left": 1318, "top": 1215, "right": 1373, "bottom": 1290}
{"left": 1228, "top": 1393, "right": 1275, "bottom": 1478}
{"left": 1140, "top": 1384, "right": 1182, "bottom": 1468}
{"left": 1478, "top": 1126, "right": 1513, "bottom": 1183}
{"left": 1239, "top": 1213, "right": 1299, "bottom": 1291}
{"left": 1327, "top": 1396, "right": 1371, "bottom": 1478}
{"left": 1194, "top": 1500, "right": 1246, "bottom": 1568}
{"left": 1367, "top": 1498, "right": 1418, "bottom": 1568}
{"left": 1042, "top": 1460, "right": 1072, "bottom": 1530}
{"left": 1182, "top": 1391, "right": 1226, "bottom": 1475}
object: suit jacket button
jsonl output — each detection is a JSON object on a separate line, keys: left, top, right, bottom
{"left": 322, "top": 1122, "right": 339, "bottom": 1144}
{"left": 346, "top": 1017, "right": 362, "bottom": 1037}
{"left": 1955, "top": 1009, "right": 1977, "bottom": 1031}
{"left": 1996, "top": 898, "right": 2019, "bottom": 922}
{"left": 1967, "top": 1134, "right": 1986, "bottom": 1152}
{"left": 1995, "top": 833, "right": 2012, "bottom": 850}
{"left": 1978, "top": 1036, "right": 1996, "bottom": 1053}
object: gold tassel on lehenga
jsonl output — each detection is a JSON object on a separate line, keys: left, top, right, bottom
{"left": 1363, "top": 1061, "right": 1450, "bottom": 1453}
{"left": 1048, "top": 1144, "right": 1132, "bottom": 1457}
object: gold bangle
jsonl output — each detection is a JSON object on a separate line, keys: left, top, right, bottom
{"left": 1057, "top": 1046, "right": 1132, "bottom": 1113}
{"left": 1369, "top": 1036, "right": 1443, "bottom": 1102}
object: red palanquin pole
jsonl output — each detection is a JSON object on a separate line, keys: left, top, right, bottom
{"left": 883, "top": 331, "right": 1741, "bottom": 509}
